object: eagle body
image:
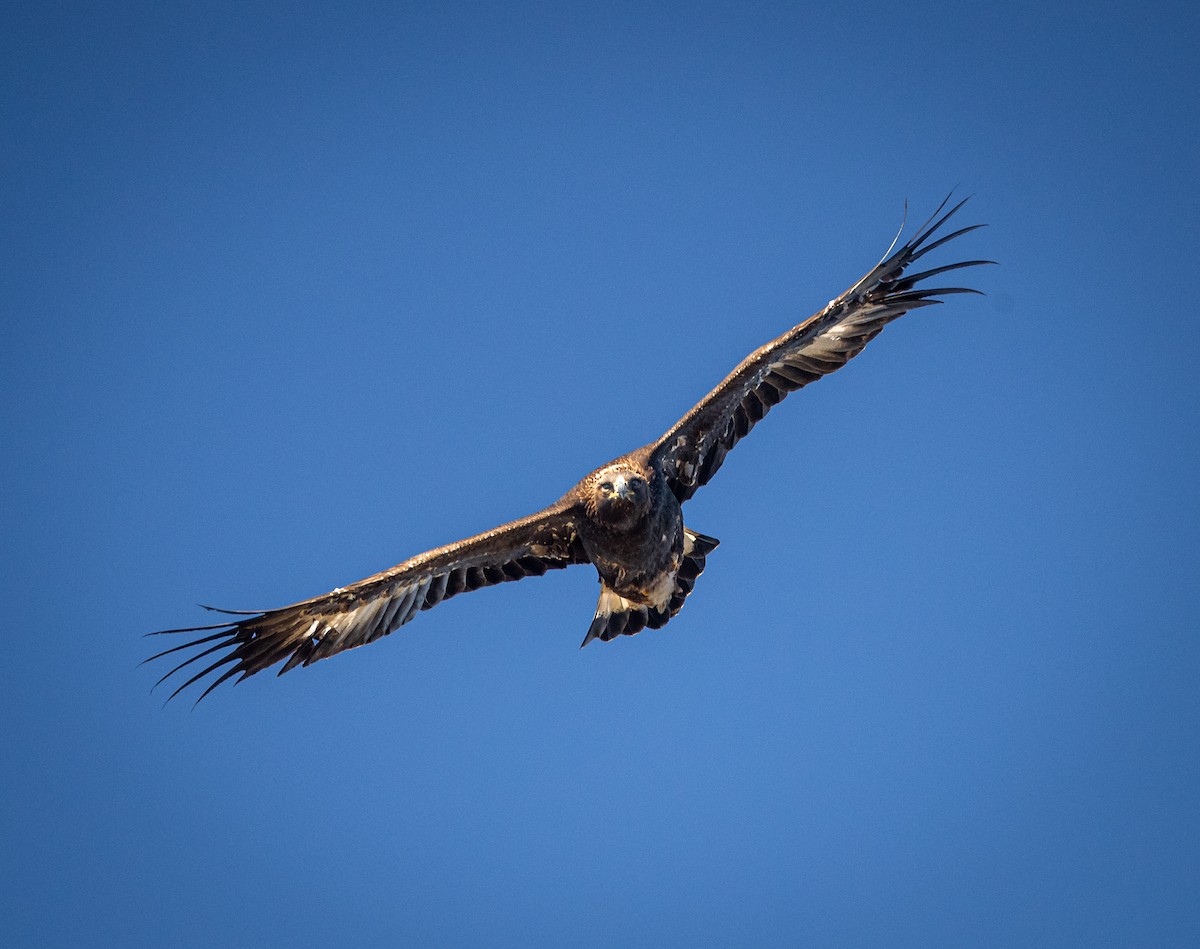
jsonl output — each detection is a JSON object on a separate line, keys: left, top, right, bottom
{"left": 147, "top": 197, "right": 989, "bottom": 702}
{"left": 569, "top": 454, "right": 696, "bottom": 645}
{"left": 574, "top": 457, "right": 683, "bottom": 601}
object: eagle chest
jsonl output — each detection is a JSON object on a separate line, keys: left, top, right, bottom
{"left": 581, "top": 499, "right": 684, "bottom": 604}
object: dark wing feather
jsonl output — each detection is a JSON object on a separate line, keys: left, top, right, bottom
{"left": 649, "top": 196, "right": 992, "bottom": 503}
{"left": 145, "top": 502, "right": 588, "bottom": 702}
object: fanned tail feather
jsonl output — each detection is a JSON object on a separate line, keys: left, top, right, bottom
{"left": 580, "top": 529, "right": 719, "bottom": 647}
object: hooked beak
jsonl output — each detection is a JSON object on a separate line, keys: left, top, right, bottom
{"left": 613, "top": 475, "right": 633, "bottom": 501}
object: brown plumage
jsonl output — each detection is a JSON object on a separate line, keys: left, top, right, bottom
{"left": 147, "top": 195, "right": 989, "bottom": 702}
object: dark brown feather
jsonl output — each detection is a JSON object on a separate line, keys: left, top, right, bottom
{"left": 649, "top": 195, "right": 991, "bottom": 502}
{"left": 145, "top": 502, "right": 588, "bottom": 702}
{"left": 580, "top": 529, "right": 719, "bottom": 646}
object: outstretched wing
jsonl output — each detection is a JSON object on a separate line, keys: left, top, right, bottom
{"left": 146, "top": 502, "right": 588, "bottom": 702}
{"left": 649, "top": 196, "right": 991, "bottom": 503}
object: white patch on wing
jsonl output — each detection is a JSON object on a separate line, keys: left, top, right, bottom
{"left": 809, "top": 330, "right": 842, "bottom": 353}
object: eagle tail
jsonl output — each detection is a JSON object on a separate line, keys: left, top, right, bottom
{"left": 580, "top": 529, "right": 719, "bottom": 647}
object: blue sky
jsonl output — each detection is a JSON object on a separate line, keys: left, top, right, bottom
{"left": 3, "top": 1, "right": 1198, "bottom": 946}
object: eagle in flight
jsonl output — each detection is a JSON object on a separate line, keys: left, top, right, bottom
{"left": 148, "top": 196, "right": 988, "bottom": 702}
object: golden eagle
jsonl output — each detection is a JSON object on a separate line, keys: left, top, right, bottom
{"left": 148, "top": 196, "right": 988, "bottom": 702}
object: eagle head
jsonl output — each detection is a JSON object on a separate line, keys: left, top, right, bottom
{"left": 588, "top": 464, "right": 652, "bottom": 528}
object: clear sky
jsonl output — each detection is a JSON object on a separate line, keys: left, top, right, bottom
{"left": 3, "top": 1, "right": 1198, "bottom": 946}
